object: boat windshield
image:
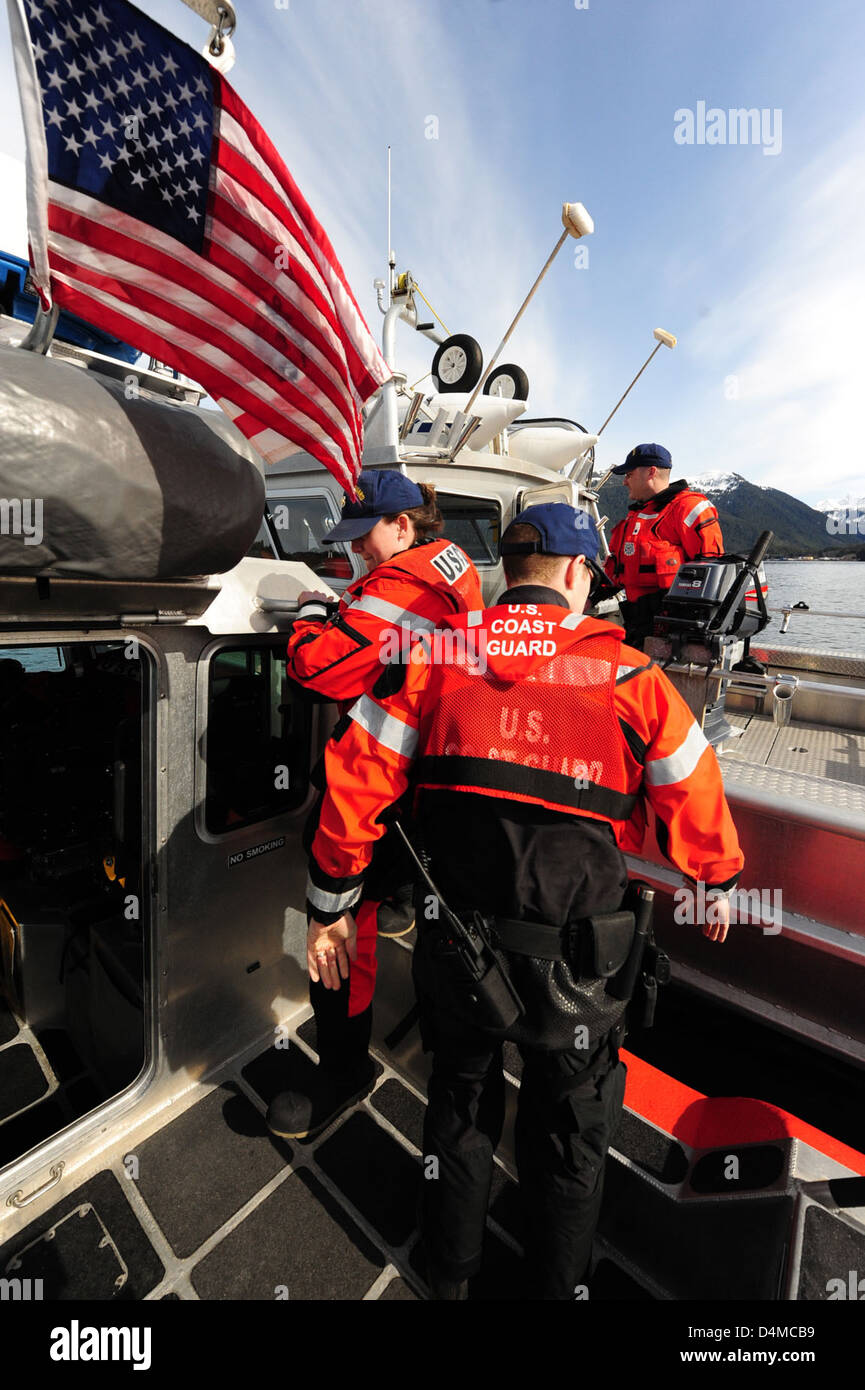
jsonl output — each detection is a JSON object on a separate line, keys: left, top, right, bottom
{"left": 265, "top": 493, "right": 356, "bottom": 581}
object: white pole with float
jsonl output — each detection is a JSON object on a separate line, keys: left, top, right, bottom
{"left": 463, "top": 202, "right": 595, "bottom": 416}
{"left": 589, "top": 327, "right": 677, "bottom": 489}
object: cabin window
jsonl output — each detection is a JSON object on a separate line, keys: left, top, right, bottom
{"left": 246, "top": 516, "right": 278, "bottom": 560}
{"left": 437, "top": 494, "right": 501, "bottom": 566}
{"left": 265, "top": 492, "right": 358, "bottom": 583}
{"left": 204, "top": 643, "right": 312, "bottom": 835}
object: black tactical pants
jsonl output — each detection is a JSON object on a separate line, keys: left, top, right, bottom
{"left": 619, "top": 591, "right": 665, "bottom": 651}
{"left": 419, "top": 1007, "right": 627, "bottom": 1299}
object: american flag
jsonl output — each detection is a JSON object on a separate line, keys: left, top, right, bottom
{"left": 8, "top": 0, "right": 391, "bottom": 491}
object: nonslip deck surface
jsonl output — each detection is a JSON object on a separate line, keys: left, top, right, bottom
{"left": 2, "top": 1007, "right": 862, "bottom": 1301}
{"left": 720, "top": 713, "right": 865, "bottom": 812}
{"left": 0, "top": 1015, "right": 529, "bottom": 1302}
{"left": 0, "top": 1006, "right": 100, "bottom": 1168}
{"left": 0, "top": 997, "right": 19, "bottom": 1045}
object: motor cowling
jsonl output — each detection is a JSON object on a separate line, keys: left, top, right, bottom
{"left": 653, "top": 554, "right": 770, "bottom": 650}
{"left": 645, "top": 533, "right": 773, "bottom": 748}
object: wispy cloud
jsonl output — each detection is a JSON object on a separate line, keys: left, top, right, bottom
{"left": 0, "top": 151, "right": 27, "bottom": 256}
{"left": 0, "top": 0, "right": 860, "bottom": 506}
{"left": 673, "top": 124, "right": 865, "bottom": 503}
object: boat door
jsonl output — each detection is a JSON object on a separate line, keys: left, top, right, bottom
{"left": 0, "top": 635, "right": 155, "bottom": 1176}
{"left": 0, "top": 602, "right": 325, "bottom": 1215}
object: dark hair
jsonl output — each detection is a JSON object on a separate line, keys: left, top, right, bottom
{"left": 385, "top": 481, "right": 442, "bottom": 542}
{"left": 501, "top": 523, "right": 570, "bottom": 586}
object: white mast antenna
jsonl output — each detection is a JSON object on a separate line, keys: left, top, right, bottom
{"left": 387, "top": 146, "right": 395, "bottom": 304}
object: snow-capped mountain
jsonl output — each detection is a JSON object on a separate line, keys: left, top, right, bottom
{"left": 815, "top": 495, "right": 865, "bottom": 515}
{"left": 688, "top": 470, "right": 762, "bottom": 496}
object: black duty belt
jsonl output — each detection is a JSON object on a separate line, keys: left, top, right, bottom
{"left": 492, "top": 917, "right": 577, "bottom": 960}
{"left": 491, "top": 911, "right": 636, "bottom": 979}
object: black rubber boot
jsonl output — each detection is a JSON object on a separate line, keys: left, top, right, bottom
{"left": 266, "top": 986, "right": 374, "bottom": 1140}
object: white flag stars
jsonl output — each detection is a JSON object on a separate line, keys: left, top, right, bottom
{"left": 27, "top": 0, "right": 213, "bottom": 228}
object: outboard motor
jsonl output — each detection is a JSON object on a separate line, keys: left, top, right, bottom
{"left": 645, "top": 532, "right": 773, "bottom": 747}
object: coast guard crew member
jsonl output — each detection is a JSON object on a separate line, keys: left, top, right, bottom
{"left": 605, "top": 444, "right": 724, "bottom": 648}
{"left": 267, "top": 469, "right": 482, "bottom": 1142}
{"left": 304, "top": 502, "right": 742, "bottom": 1299}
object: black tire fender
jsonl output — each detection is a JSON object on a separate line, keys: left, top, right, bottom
{"left": 431, "top": 334, "right": 484, "bottom": 393}
{"left": 482, "top": 363, "right": 529, "bottom": 401}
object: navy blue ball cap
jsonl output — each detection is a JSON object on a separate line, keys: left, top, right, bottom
{"left": 501, "top": 502, "right": 600, "bottom": 563}
{"left": 611, "top": 443, "right": 672, "bottom": 476}
{"left": 322, "top": 469, "right": 425, "bottom": 544}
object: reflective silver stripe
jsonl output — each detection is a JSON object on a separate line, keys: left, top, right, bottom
{"left": 306, "top": 876, "right": 360, "bottom": 914}
{"left": 616, "top": 664, "right": 639, "bottom": 681}
{"left": 299, "top": 601, "right": 329, "bottom": 621}
{"left": 560, "top": 612, "right": 587, "bottom": 631}
{"left": 637, "top": 512, "right": 657, "bottom": 519}
{"left": 350, "top": 693, "right": 419, "bottom": 759}
{"left": 467, "top": 610, "right": 483, "bottom": 627}
{"left": 348, "top": 593, "right": 437, "bottom": 631}
{"left": 645, "top": 722, "right": 709, "bottom": 786}
{"left": 683, "top": 499, "right": 712, "bottom": 528}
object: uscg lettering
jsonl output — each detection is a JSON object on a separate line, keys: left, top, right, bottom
{"left": 430, "top": 544, "right": 469, "bottom": 585}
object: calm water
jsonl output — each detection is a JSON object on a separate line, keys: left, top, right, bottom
{"left": 760, "top": 562, "right": 865, "bottom": 655}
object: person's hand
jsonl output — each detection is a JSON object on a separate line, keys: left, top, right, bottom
{"left": 298, "top": 589, "right": 334, "bottom": 608}
{"left": 307, "top": 915, "right": 357, "bottom": 988}
{"left": 703, "top": 893, "right": 730, "bottom": 944}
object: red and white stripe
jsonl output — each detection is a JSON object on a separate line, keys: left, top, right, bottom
{"left": 15, "top": 13, "right": 389, "bottom": 490}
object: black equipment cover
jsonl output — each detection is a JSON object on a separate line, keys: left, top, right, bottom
{"left": 0, "top": 345, "right": 264, "bottom": 579}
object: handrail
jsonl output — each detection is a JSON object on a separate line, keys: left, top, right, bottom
{"left": 661, "top": 664, "right": 865, "bottom": 702}
{"left": 768, "top": 605, "right": 865, "bottom": 622}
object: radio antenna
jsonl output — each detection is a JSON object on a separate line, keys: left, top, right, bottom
{"left": 387, "top": 146, "right": 395, "bottom": 304}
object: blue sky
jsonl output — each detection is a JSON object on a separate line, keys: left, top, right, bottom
{"left": 2, "top": 0, "right": 863, "bottom": 505}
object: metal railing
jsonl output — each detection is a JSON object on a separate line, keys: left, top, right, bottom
{"left": 661, "top": 663, "right": 865, "bottom": 706}
{"left": 768, "top": 604, "right": 865, "bottom": 633}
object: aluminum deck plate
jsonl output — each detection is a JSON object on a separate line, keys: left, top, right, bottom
{"left": 719, "top": 714, "right": 865, "bottom": 816}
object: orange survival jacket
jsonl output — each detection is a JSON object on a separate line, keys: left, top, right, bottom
{"left": 286, "top": 537, "right": 483, "bottom": 704}
{"left": 307, "top": 603, "right": 744, "bottom": 921}
{"left": 605, "top": 481, "right": 723, "bottom": 602}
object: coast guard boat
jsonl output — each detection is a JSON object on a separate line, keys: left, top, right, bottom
{"left": 0, "top": 0, "right": 863, "bottom": 1300}
{"left": 2, "top": 242, "right": 863, "bottom": 1305}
